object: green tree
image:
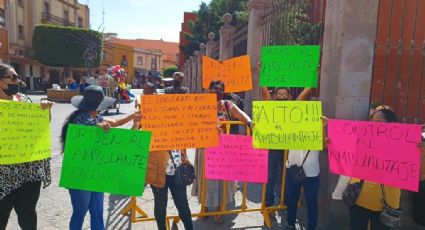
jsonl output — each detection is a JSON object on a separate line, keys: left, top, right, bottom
{"left": 33, "top": 25, "right": 103, "bottom": 67}
{"left": 269, "top": 0, "right": 323, "bottom": 45}
{"left": 163, "top": 66, "right": 178, "bottom": 78}
{"left": 181, "top": 0, "right": 248, "bottom": 56}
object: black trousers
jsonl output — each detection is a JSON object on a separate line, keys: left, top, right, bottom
{"left": 0, "top": 181, "right": 42, "bottom": 230}
{"left": 414, "top": 181, "right": 425, "bottom": 226}
{"left": 151, "top": 175, "right": 193, "bottom": 230}
{"left": 349, "top": 204, "right": 389, "bottom": 230}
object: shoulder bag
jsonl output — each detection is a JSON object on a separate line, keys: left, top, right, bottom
{"left": 169, "top": 151, "right": 195, "bottom": 187}
{"left": 380, "top": 184, "right": 402, "bottom": 227}
{"left": 288, "top": 150, "right": 311, "bottom": 183}
{"left": 342, "top": 180, "right": 364, "bottom": 206}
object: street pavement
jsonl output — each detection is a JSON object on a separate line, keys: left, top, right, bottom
{"left": 5, "top": 91, "right": 304, "bottom": 230}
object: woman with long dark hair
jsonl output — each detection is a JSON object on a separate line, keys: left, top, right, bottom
{"left": 61, "top": 85, "right": 137, "bottom": 230}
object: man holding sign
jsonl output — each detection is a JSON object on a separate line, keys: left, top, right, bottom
{"left": 0, "top": 63, "right": 53, "bottom": 230}
{"left": 256, "top": 56, "right": 322, "bottom": 229}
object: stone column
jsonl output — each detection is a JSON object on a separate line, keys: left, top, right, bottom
{"left": 189, "top": 56, "right": 196, "bottom": 93}
{"left": 318, "top": 0, "right": 379, "bottom": 228}
{"left": 205, "top": 32, "right": 216, "bottom": 58}
{"left": 193, "top": 51, "right": 199, "bottom": 93}
{"left": 198, "top": 43, "right": 206, "bottom": 93}
{"left": 244, "top": 0, "right": 272, "bottom": 116}
{"left": 184, "top": 60, "right": 190, "bottom": 90}
{"left": 219, "top": 13, "right": 235, "bottom": 60}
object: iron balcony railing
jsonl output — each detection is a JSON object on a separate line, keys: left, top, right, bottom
{"left": 41, "top": 12, "right": 75, "bottom": 27}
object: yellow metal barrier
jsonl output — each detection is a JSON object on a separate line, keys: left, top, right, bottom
{"left": 121, "top": 121, "right": 289, "bottom": 229}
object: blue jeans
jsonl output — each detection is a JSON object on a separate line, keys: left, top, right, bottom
{"left": 286, "top": 174, "right": 320, "bottom": 230}
{"left": 265, "top": 150, "right": 285, "bottom": 207}
{"left": 68, "top": 189, "right": 104, "bottom": 230}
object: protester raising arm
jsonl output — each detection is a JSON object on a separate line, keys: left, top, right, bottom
{"left": 99, "top": 112, "right": 136, "bottom": 131}
{"left": 228, "top": 104, "right": 254, "bottom": 130}
{"left": 297, "top": 87, "right": 312, "bottom": 101}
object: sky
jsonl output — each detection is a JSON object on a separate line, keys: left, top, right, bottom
{"left": 80, "top": 0, "right": 211, "bottom": 42}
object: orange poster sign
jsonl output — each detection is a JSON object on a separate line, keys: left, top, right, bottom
{"left": 140, "top": 94, "right": 219, "bottom": 151}
{"left": 202, "top": 55, "right": 252, "bottom": 93}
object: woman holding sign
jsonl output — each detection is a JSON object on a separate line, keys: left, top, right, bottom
{"left": 61, "top": 85, "right": 137, "bottom": 230}
{"left": 135, "top": 83, "right": 195, "bottom": 230}
{"left": 414, "top": 134, "right": 425, "bottom": 225}
{"left": 191, "top": 80, "right": 253, "bottom": 222}
{"left": 345, "top": 106, "right": 402, "bottom": 230}
{"left": 0, "top": 63, "right": 53, "bottom": 230}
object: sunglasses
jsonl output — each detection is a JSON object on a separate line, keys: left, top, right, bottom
{"left": 1, "top": 74, "right": 20, "bottom": 81}
{"left": 211, "top": 86, "right": 224, "bottom": 92}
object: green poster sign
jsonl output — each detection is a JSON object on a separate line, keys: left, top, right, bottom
{"left": 60, "top": 124, "right": 152, "bottom": 196}
{"left": 252, "top": 101, "right": 323, "bottom": 150}
{"left": 260, "top": 45, "right": 320, "bottom": 87}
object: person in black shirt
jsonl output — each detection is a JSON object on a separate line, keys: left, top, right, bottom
{"left": 164, "top": 72, "right": 189, "bottom": 94}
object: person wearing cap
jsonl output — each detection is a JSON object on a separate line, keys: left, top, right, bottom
{"left": 0, "top": 62, "right": 53, "bottom": 230}
{"left": 60, "top": 85, "right": 138, "bottom": 230}
{"left": 164, "top": 72, "right": 189, "bottom": 94}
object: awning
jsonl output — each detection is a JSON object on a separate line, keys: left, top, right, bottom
{"left": 149, "top": 70, "right": 161, "bottom": 78}
{"left": 135, "top": 68, "right": 148, "bottom": 75}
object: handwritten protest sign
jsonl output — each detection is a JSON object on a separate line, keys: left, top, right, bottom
{"left": 206, "top": 134, "right": 268, "bottom": 183}
{"left": 202, "top": 55, "right": 252, "bottom": 93}
{"left": 328, "top": 119, "right": 422, "bottom": 192}
{"left": 260, "top": 45, "right": 320, "bottom": 87}
{"left": 0, "top": 100, "right": 51, "bottom": 164}
{"left": 141, "top": 94, "right": 218, "bottom": 151}
{"left": 252, "top": 101, "right": 323, "bottom": 150}
{"left": 60, "top": 125, "right": 151, "bottom": 196}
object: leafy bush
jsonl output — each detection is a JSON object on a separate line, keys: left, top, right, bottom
{"left": 33, "top": 24, "right": 103, "bottom": 67}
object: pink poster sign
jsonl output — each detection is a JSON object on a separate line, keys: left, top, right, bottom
{"left": 205, "top": 134, "right": 268, "bottom": 183}
{"left": 328, "top": 119, "right": 422, "bottom": 192}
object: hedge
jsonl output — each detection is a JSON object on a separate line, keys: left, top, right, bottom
{"left": 33, "top": 24, "right": 103, "bottom": 67}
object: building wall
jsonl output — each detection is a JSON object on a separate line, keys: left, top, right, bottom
{"left": 0, "top": 28, "right": 8, "bottom": 62}
{"left": 111, "top": 38, "right": 178, "bottom": 71}
{"left": 76, "top": 4, "right": 89, "bottom": 28}
{"left": 6, "top": 0, "right": 90, "bottom": 90}
{"left": 0, "top": 0, "right": 7, "bottom": 62}
{"left": 178, "top": 12, "right": 197, "bottom": 69}
{"left": 133, "top": 48, "right": 162, "bottom": 71}
{"left": 111, "top": 43, "right": 134, "bottom": 83}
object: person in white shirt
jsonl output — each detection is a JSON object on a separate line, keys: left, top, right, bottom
{"left": 285, "top": 118, "right": 327, "bottom": 230}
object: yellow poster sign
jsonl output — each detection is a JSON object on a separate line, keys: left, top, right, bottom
{"left": 252, "top": 101, "right": 323, "bottom": 150}
{"left": 0, "top": 100, "right": 51, "bottom": 164}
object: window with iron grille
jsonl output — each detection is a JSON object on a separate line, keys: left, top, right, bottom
{"left": 78, "top": 17, "right": 83, "bottom": 28}
{"left": 44, "top": 2, "right": 50, "bottom": 14}
{"left": 151, "top": 57, "right": 157, "bottom": 70}
{"left": 18, "top": 24, "right": 24, "bottom": 39}
{"left": 17, "top": 0, "right": 24, "bottom": 7}
{"left": 0, "top": 9, "right": 5, "bottom": 27}
{"left": 137, "top": 56, "right": 143, "bottom": 65}
{"left": 64, "top": 10, "right": 69, "bottom": 25}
